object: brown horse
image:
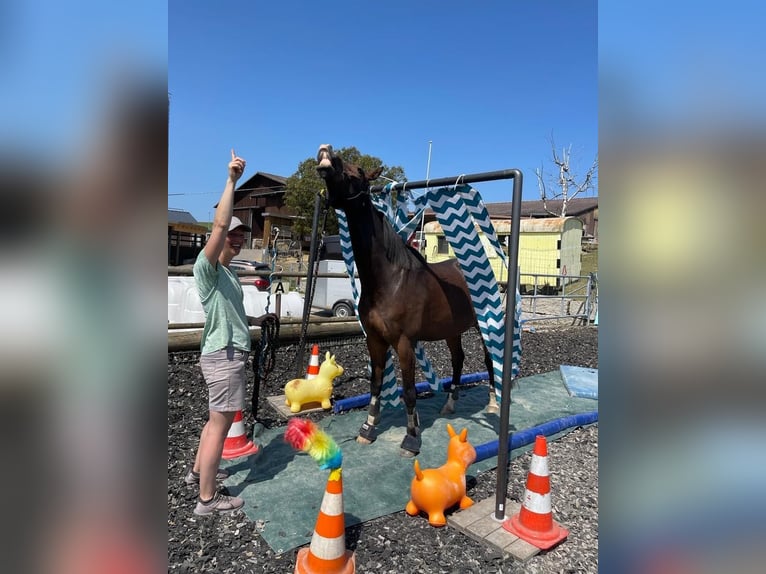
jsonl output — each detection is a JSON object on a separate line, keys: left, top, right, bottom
{"left": 316, "top": 144, "right": 497, "bottom": 456}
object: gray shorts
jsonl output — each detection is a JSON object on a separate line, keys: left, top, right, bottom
{"left": 199, "top": 347, "right": 249, "bottom": 412}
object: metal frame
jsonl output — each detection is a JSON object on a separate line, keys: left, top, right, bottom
{"left": 372, "top": 168, "right": 524, "bottom": 521}
{"left": 299, "top": 168, "right": 523, "bottom": 521}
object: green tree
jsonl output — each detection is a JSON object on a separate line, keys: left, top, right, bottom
{"left": 284, "top": 146, "right": 406, "bottom": 238}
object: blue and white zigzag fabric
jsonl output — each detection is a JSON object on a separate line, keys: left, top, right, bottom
{"left": 410, "top": 184, "right": 521, "bottom": 399}
{"left": 370, "top": 184, "right": 426, "bottom": 243}
{"left": 426, "top": 185, "right": 521, "bottom": 403}
{"left": 335, "top": 183, "right": 521, "bottom": 409}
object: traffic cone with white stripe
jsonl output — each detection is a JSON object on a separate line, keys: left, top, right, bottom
{"left": 306, "top": 345, "right": 321, "bottom": 379}
{"left": 502, "top": 435, "right": 569, "bottom": 549}
{"left": 221, "top": 410, "right": 260, "bottom": 460}
{"left": 294, "top": 468, "right": 355, "bottom": 574}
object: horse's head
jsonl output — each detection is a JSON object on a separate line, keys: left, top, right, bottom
{"left": 316, "top": 144, "right": 383, "bottom": 209}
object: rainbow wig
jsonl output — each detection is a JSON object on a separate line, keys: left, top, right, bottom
{"left": 284, "top": 418, "right": 343, "bottom": 470}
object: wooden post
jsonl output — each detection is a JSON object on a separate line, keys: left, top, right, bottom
{"left": 263, "top": 219, "right": 271, "bottom": 251}
{"left": 168, "top": 320, "right": 362, "bottom": 352}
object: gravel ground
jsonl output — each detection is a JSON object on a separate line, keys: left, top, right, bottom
{"left": 168, "top": 326, "right": 598, "bottom": 573}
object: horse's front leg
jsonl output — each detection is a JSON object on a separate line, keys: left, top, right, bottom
{"left": 357, "top": 334, "right": 387, "bottom": 445}
{"left": 397, "top": 339, "right": 421, "bottom": 457}
{"left": 440, "top": 335, "right": 465, "bottom": 415}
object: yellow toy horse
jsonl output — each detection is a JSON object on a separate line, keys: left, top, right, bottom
{"left": 406, "top": 424, "right": 477, "bottom": 527}
{"left": 284, "top": 352, "right": 344, "bottom": 413}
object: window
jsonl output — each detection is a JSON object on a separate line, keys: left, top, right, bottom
{"left": 437, "top": 236, "right": 450, "bottom": 254}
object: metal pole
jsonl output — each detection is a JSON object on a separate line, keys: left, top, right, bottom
{"left": 370, "top": 168, "right": 519, "bottom": 193}
{"left": 494, "top": 169, "right": 523, "bottom": 520}
{"left": 296, "top": 191, "right": 323, "bottom": 378}
{"left": 419, "top": 141, "right": 432, "bottom": 257}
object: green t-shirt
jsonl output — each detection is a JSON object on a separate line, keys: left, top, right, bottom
{"left": 193, "top": 251, "right": 251, "bottom": 354}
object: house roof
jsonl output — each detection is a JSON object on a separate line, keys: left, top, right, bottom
{"left": 168, "top": 209, "right": 208, "bottom": 234}
{"left": 214, "top": 172, "right": 289, "bottom": 207}
{"left": 485, "top": 197, "right": 598, "bottom": 218}
{"left": 253, "top": 172, "right": 288, "bottom": 185}
{"left": 168, "top": 208, "right": 199, "bottom": 225}
{"left": 425, "top": 216, "right": 582, "bottom": 234}
{"left": 417, "top": 196, "right": 597, "bottom": 219}
{"left": 235, "top": 172, "right": 287, "bottom": 197}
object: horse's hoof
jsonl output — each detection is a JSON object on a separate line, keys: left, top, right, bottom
{"left": 486, "top": 403, "right": 500, "bottom": 414}
{"left": 358, "top": 421, "right": 377, "bottom": 442}
{"left": 356, "top": 436, "right": 373, "bottom": 445}
{"left": 440, "top": 396, "right": 456, "bottom": 415}
{"left": 400, "top": 433, "right": 421, "bottom": 456}
{"left": 399, "top": 448, "right": 417, "bottom": 458}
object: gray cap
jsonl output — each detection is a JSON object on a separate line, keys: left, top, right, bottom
{"left": 228, "top": 216, "right": 251, "bottom": 232}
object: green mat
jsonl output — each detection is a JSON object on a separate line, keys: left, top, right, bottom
{"left": 221, "top": 370, "right": 597, "bottom": 554}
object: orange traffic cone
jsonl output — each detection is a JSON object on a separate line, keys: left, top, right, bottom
{"left": 221, "top": 410, "right": 260, "bottom": 460}
{"left": 502, "top": 435, "right": 569, "bottom": 549}
{"left": 306, "top": 344, "right": 321, "bottom": 379}
{"left": 294, "top": 468, "right": 355, "bottom": 574}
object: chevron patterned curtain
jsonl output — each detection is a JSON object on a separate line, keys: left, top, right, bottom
{"left": 335, "top": 184, "right": 522, "bottom": 409}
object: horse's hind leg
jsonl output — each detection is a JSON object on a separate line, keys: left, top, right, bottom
{"left": 397, "top": 339, "right": 421, "bottom": 457}
{"left": 481, "top": 335, "right": 500, "bottom": 413}
{"left": 440, "top": 335, "right": 465, "bottom": 415}
{"left": 357, "top": 334, "right": 387, "bottom": 445}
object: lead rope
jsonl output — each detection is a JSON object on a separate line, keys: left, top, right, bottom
{"left": 250, "top": 313, "right": 280, "bottom": 426}
{"left": 293, "top": 195, "right": 329, "bottom": 370}
{"left": 263, "top": 227, "right": 280, "bottom": 313}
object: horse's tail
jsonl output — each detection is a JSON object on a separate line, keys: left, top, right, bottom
{"left": 413, "top": 459, "right": 424, "bottom": 481}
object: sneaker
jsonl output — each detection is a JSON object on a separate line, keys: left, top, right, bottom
{"left": 184, "top": 468, "right": 230, "bottom": 485}
{"left": 193, "top": 491, "right": 244, "bottom": 515}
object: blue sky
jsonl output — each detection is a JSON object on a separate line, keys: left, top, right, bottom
{"left": 169, "top": 0, "right": 597, "bottom": 222}
{"left": 598, "top": 1, "right": 766, "bottom": 130}
{"left": 1, "top": 0, "right": 166, "bottom": 163}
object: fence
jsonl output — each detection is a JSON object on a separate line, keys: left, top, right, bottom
{"left": 504, "top": 272, "right": 598, "bottom": 328}
{"left": 168, "top": 264, "right": 598, "bottom": 328}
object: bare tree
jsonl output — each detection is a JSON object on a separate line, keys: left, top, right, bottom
{"left": 535, "top": 134, "right": 598, "bottom": 216}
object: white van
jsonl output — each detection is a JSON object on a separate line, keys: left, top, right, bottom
{"left": 168, "top": 276, "right": 303, "bottom": 324}
{"left": 312, "top": 235, "right": 360, "bottom": 317}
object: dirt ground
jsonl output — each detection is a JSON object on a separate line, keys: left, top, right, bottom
{"left": 168, "top": 326, "right": 598, "bottom": 573}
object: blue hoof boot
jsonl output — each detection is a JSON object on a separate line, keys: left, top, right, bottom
{"left": 358, "top": 421, "right": 377, "bottom": 443}
{"left": 400, "top": 433, "right": 421, "bottom": 456}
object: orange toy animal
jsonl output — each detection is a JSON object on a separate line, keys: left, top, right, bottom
{"left": 405, "top": 424, "right": 477, "bottom": 527}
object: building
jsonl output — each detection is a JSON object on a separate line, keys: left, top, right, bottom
{"left": 485, "top": 197, "right": 598, "bottom": 241}
{"left": 168, "top": 208, "right": 208, "bottom": 265}
{"left": 219, "top": 172, "right": 303, "bottom": 249}
{"left": 423, "top": 216, "right": 583, "bottom": 289}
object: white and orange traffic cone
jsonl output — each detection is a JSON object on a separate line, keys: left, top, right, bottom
{"left": 294, "top": 468, "right": 355, "bottom": 574}
{"left": 502, "top": 435, "right": 569, "bottom": 549}
{"left": 221, "top": 410, "right": 260, "bottom": 460}
{"left": 306, "top": 344, "right": 321, "bottom": 379}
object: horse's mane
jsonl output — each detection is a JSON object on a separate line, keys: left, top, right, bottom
{"left": 377, "top": 208, "right": 427, "bottom": 270}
